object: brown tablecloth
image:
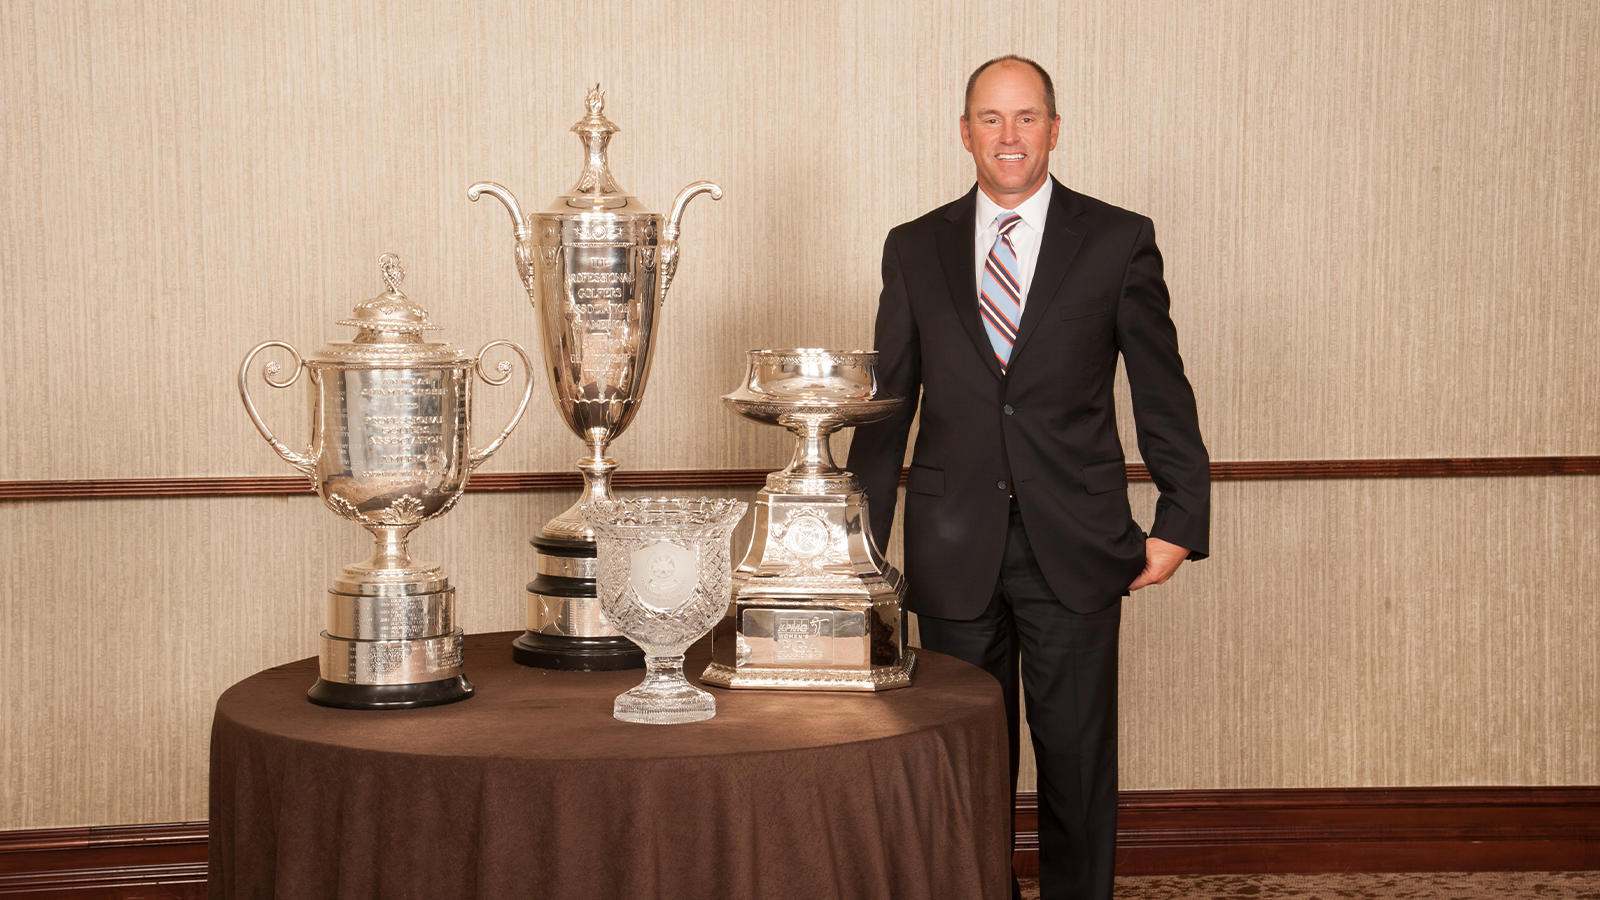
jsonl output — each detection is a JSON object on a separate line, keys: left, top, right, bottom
{"left": 208, "top": 632, "right": 1010, "bottom": 900}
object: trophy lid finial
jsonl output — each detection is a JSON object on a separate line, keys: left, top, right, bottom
{"left": 336, "top": 253, "right": 445, "bottom": 340}
{"left": 569, "top": 84, "right": 625, "bottom": 198}
{"left": 380, "top": 252, "right": 405, "bottom": 294}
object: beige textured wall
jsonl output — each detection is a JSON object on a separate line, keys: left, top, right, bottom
{"left": 2, "top": 1, "right": 1596, "bottom": 828}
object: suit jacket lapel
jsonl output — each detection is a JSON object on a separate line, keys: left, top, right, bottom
{"left": 936, "top": 187, "right": 1005, "bottom": 381}
{"left": 1010, "top": 180, "right": 1086, "bottom": 365}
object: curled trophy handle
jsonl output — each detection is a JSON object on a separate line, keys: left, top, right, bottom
{"left": 468, "top": 181, "right": 539, "bottom": 306}
{"left": 467, "top": 181, "right": 530, "bottom": 235}
{"left": 664, "top": 180, "right": 722, "bottom": 242}
{"left": 238, "top": 341, "right": 317, "bottom": 477}
{"left": 468, "top": 339, "right": 536, "bottom": 470}
{"left": 660, "top": 180, "right": 722, "bottom": 301}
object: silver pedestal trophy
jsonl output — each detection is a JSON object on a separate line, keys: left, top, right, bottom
{"left": 239, "top": 254, "right": 534, "bottom": 708}
{"left": 702, "top": 349, "right": 917, "bottom": 691}
{"left": 469, "top": 86, "right": 721, "bottom": 671}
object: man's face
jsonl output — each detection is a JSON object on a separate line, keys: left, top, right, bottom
{"left": 960, "top": 61, "right": 1061, "bottom": 205}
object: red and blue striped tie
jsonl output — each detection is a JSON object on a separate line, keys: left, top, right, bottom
{"left": 979, "top": 211, "right": 1025, "bottom": 371}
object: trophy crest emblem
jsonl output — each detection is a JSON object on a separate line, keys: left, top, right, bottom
{"left": 630, "top": 542, "right": 698, "bottom": 612}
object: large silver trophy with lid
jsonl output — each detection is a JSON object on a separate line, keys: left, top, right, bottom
{"left": 703, "top": 349, "right": 917, "bottom": 691}
{"left": 469, "top": 85, "right": 721, "bottom": 671}
{"left": 239, "top": 254, "right": 534, "bottom": 708}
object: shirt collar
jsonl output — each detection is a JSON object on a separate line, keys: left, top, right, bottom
{"left": 975, "top": 177, "right": 1054, "bottom": 234}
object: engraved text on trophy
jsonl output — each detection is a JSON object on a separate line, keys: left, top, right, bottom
{"left": 320, "top": 367, "right": 466, "bottom": 514}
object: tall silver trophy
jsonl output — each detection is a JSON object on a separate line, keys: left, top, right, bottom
{"left": 703, "top": 349, "right": 917, "bottom": 691}
{"left": 469, "top": 86, "right": 721, "bottom": 671}
{"left": 240, "top": 254, "right": 534, "bottom": 708}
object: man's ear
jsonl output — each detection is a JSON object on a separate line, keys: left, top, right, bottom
{"left": 960, "top": 115, "right": 972, "bottom": 152}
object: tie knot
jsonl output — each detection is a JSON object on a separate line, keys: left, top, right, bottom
{"left": 997, "top": 211, "right": 1023, "bottom": 235}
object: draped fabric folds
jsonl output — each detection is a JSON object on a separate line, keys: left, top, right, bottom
{"left": 208, "top": 632, "right": 1011, "bottom": 900}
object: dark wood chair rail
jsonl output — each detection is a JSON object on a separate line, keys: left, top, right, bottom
{"left": 3, "top": 457, "right": 1597, "bottom": 500}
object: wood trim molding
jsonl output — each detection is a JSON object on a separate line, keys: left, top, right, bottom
{"left": 2, "top": 457, "right": 1597, "bottom": 500}
{"left": 0, "top": 469, "right": 769, "bottom": 500}
{"left": 0, "top": 821, "right": 208, "bottom": 898}
{"left": 1207, "top": 456, "right": 1600, "bottom": 480}
{"left": 3, "top": 787, "right": 1595, "bottom": 896}
{"left": 1014, "top": 787, "right": 1600, "bottom": 875}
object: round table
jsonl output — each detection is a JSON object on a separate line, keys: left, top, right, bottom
{"left": 208, "top": 632, "right": 1010, "bottom": 900}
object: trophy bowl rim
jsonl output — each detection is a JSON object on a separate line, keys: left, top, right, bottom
{"left": 720, "top": 390, "right": 904, "bottom": 427}
{"left": 302, "top": 352, "right": 474, "bottom": 368}
{"left": 737, "top": 348, "right": 885, "bottom": 405}
{"left": 577, "top": 496, "right": 749, "bottom": 531}
{"left": 744, "top": 347, "right": 878, "bottom": 361}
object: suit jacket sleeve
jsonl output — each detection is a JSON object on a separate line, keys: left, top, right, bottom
{"left": 847, "top": 227, "right": 921, "bottom": 553}
{"left": 1117, "top": 216, "right": 1210, "bottom": 559}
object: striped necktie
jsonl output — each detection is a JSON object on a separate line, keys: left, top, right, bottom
{"left": 979, "top": 210, "right": 1025, "bottom": 371}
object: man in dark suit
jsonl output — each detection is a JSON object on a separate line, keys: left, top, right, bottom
{"left": 846, "top": 55, "right": 1210, "bottom": 900}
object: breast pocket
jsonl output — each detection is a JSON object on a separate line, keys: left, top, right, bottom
{"left": 1060, "top": 295, "right": 1116, "bottom": 321}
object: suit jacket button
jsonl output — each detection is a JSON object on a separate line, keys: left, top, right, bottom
{"left": 997, "top": 480, "right": 1008, "bottom": 490}
{"left": 1003, "top": 404, "right": 1014, "bottom": 415}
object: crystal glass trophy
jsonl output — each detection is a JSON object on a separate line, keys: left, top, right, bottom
{"left": 579, "top": 498, "right": 747, "bottom": 724}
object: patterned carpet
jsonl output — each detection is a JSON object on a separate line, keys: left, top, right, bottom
{"left": 1018, "top": 871, "right": 1599, "bottom": 899}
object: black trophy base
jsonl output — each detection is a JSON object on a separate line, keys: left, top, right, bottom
{"left": 306, "top": 675, "right": 475, "bottom": 710}
{"left": 515, "top": 533, "right": 645, "bottom": 671}
{"left": 512, "top": 630, "right": 645, "bottom": 672}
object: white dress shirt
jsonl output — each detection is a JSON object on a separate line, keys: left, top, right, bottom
{"left": 973, "top": 179, "right": 1053, "bottom": 314}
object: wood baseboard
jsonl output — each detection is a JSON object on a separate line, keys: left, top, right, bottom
{"left": 1014, "top": 787, "right": 1600, "bottom": 876}
{"left": 3, "top": 788, "right": 1595, "bottom": 896}
{"left": 0, "top": 822, "right": 207, "bottom": 898}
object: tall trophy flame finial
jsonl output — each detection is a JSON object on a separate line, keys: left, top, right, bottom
{"left": 585, "top": 84, "right": 605, "bottom": 117}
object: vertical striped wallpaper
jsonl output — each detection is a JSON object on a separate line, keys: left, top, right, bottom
{"left": 1, "top": 0, "right": 1596, "bottom": 828}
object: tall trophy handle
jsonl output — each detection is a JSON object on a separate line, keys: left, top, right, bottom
{"left": 467, "top": 181, "right": 529, "bottom": 233}
{"left": 658, "top": 180, "right": 723, "bottom": 302}
{"left": 468, "top": 339, "right": 536, "bottom": 470}
{"left": 239, "top": 341, "right": 317, "bottom": 477}
{"left": 468, "top": 182, "right": 539, "bottom": 306}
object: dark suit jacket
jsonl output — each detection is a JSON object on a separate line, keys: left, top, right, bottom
{"left": 846, "top": 178, "right": 1210, "bottom": 617}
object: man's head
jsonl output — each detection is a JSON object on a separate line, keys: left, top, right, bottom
{"left": 960, "top": 55, "right": 1061, "bottom": 205}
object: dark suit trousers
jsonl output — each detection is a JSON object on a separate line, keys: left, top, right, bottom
{"left": 917, "top": 500, "right": 1121, "bottom": 900}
